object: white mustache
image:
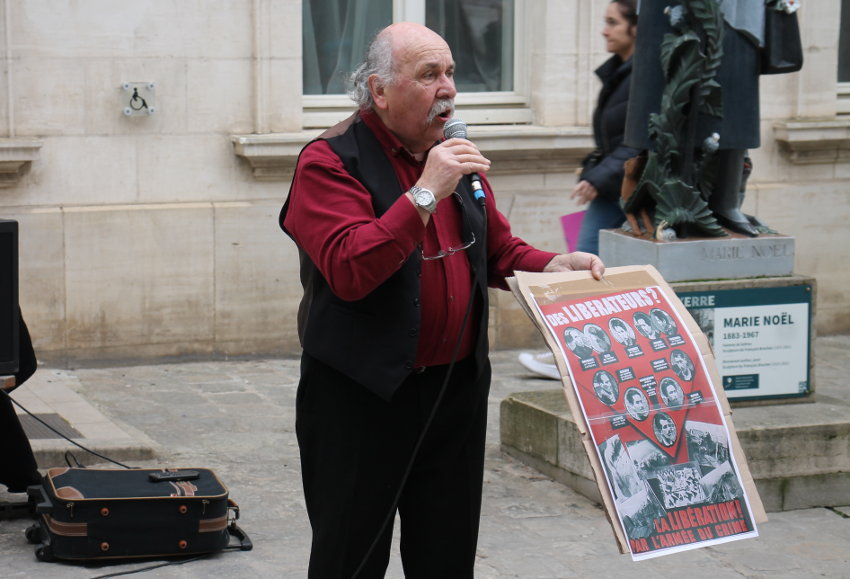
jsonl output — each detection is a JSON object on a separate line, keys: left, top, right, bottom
{"left": 427, "top": 99, "right": 454, "bottom": 124}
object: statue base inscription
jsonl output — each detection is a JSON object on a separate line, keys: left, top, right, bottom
{"left": 599, "top": 229, "right": 795, "bottom": 282}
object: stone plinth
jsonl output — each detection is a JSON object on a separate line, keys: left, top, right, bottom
{"left": 599, "top": 229, "right": 795, "bottom": 282}
{"left": 501, "top": 388, "right": 850, "bottom": 511}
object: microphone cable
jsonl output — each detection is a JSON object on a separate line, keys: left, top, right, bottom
{"left": 0, "top": 387, "right": 132, "bottom": 469}
{"left": 351, "top": 186, "right": 487, "bottom": 579}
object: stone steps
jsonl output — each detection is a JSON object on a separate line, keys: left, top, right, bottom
{"left": 500, "top": 388, "right": 850, "bottom": 512}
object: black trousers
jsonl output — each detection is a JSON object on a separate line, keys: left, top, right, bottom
{"left": 296, "top": 353, "right": 491, "bottom": 579}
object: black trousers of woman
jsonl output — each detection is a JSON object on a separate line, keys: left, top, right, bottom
{"left": 296, "top": 353, "right": 491, "bottom": 578}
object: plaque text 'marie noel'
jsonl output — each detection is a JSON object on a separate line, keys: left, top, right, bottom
{"left": 700, "top": 242, "right": 794, "bottom": 261}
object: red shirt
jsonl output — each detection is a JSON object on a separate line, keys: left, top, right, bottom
{"left": 284, "top": 109, "right": 557, "bottom": 366}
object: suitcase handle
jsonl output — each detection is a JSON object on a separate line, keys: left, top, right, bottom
{"left": 227, "top": 498, "right": 240, "bottom": 520}
{"left": 148, "top": 470, "right": 200, "bottom": 483}
{"left": 225, "top": 499, "right": 251, "bottom": 551}
{"left": 228, "top": 521, "right": 253, "bottom": 551}
{"left": 26, "top": 484, "right": 53, "bottom": 514}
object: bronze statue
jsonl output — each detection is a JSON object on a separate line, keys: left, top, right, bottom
{"left": 621, "top": 0, "right": 802, "bottom": 239}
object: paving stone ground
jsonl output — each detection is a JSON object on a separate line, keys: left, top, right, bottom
{"left": 1, "top": 335, "right": 848, "bottom": 577}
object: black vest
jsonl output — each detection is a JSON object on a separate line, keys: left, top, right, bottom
{"left": 280, "top": 113, "right": 489, "bottom": 401}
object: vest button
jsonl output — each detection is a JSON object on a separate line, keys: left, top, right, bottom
{"left": 405, "top": 361, "right": 414, "bottom": 370}
{"left": 413, "top": 297, "right": 420, "bottom": 306}
{"left": 408, "top": 328, "right": 418, "bottom": 337}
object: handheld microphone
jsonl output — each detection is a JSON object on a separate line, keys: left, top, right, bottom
{"left": 443, "top": 118, "right": 485, "bottom": 204}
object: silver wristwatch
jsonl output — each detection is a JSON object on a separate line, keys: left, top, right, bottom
{"left": 410, "top": 185, "right": 437, "bottom": 214}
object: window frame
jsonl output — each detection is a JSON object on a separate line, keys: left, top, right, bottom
{"left": 839, "top": 0, "right": 850, "bottom": 114}
{"left": 839, "top": 82, "right": 850, "bottom": 116}
{"left": 301, "top": 0, "right": 531, "bottom": 128}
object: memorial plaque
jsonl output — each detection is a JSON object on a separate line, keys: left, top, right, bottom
{"left": 677, "top": 284, "right": 812, "bottom": 401}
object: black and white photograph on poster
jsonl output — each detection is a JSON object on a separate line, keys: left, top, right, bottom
{"left": 701, "top": 461, "right": 745, "bottom": 503}
{"left": 609, "top": 317, "right": 637, "bottom": 347}
{"left": 684, "top": 420, "right": 745, "bottom": 503}
{"left": 650, "top": 307, "right": 678, "bottom": 337}
{"left": 652, "top": 412, "right": 679, "bottom": 447}
{"left": 659, "top": 377, "right": 686, "bottom": 409}
{"left": 646, "top": 462, "right": 708, "bottom": 509}
{"left": 623, "top": 387, "right": 651, "bottom": 421}
{"left": 625, "top": 439, "right": 672, "bottom": 475}
{"left": 593, "top": 370, "right": 619, "bottom": 406}
{"left": 564, "top": 326, "right": 595, "bottom": 359}
{"left": 669, "top": 349, "right": 695, "bottom": 382}
{"left": 685, "top": 420, "right": 732, "bottom": 471}
{"left": 618, "top": 486, "right": 667, "bottom": 541}
{"left": 632, "top": 311, "right": 659, "bottom": 340}
{"left": 585, "top": 323, "right": 613, "bottom": 354}
{"left": 600, "top": 435, "right": 644, "bottom": 501}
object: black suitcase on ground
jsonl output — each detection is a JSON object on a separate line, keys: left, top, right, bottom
{"left": 26, "top": 467, "right": 251, "bottom": 562}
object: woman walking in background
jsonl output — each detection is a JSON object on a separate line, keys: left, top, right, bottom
{"left": 519, "top": 0, "right": 638, "bottom": 380}
{"left": 572, "top": 0, "right": 639, "bottom": 255}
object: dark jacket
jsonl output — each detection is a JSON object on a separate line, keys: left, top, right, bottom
{"left": 280, "top": 114, "right": 489, "bottom": 401}
{"left": 581, "top": 55, "right": 640, "bottom": 203}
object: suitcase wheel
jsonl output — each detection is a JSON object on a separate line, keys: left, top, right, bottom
{"left": 35, "top": 545, "right": 55, "bottom": 562}
{"left": 25, "top": 523, "right": 42, "bottom": 544}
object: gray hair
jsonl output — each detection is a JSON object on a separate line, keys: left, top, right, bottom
{"left": 348, "top": 31, "right": 395, "bottom": 109}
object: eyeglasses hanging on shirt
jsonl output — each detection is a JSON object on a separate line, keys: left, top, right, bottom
{"left": 420, "top": 192, "right": 477, "bottom": 261}
{"left": 421, "top": 232, "right": 476, "bottom": 261}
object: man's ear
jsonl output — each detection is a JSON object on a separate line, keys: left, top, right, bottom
{"left": 369, "top": 75, "right": 388, "bottom": 110}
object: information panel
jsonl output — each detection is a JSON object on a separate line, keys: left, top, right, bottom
{"left": 678, "top": 285, "right": 812, "bottom": 400}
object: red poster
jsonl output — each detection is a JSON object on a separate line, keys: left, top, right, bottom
{"left": 533, "top": 285, "right": 758, "bottom": 559}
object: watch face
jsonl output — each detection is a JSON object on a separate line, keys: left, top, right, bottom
{"left": 415, "top": 191, "right": 433, "bottom": 204}
{"left": 413, "top": 188, "right": 436, "bottom": 210}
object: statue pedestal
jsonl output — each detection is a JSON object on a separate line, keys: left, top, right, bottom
{"left": 598, "top": 229, "right": 795, "bottom": 282}
{"left": 599, "top": 228, "right": 813, "bottom": 404}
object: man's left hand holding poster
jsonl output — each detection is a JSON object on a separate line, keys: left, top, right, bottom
{"left": 509, "top": 265, "right": 766, "bottom": 560}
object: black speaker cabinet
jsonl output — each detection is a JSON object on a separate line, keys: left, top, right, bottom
{"left": 0, "top": 219, "right": 19, "bottom": 375}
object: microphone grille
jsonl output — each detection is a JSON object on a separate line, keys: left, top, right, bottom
{"left": 443, "top": 118, "right": 468, "bottom": 140}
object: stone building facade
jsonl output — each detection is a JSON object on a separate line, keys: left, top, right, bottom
{"left": 1, "top": 1, "right": 848, "bottom": 365}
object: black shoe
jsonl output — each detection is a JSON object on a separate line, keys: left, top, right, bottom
{"left": 3, "top": 469, "right": 42, "bottom": 494}
{"left": 715, "top": 213, "right": 759, "bottom": 237}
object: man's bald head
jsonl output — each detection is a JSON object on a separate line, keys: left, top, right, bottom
{"left": 349, "top": 22, "right": 451, "bottom": 110}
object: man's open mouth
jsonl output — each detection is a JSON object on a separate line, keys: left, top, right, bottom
{"left": 428, "top": 99, "right": 455, "bottom": 124}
